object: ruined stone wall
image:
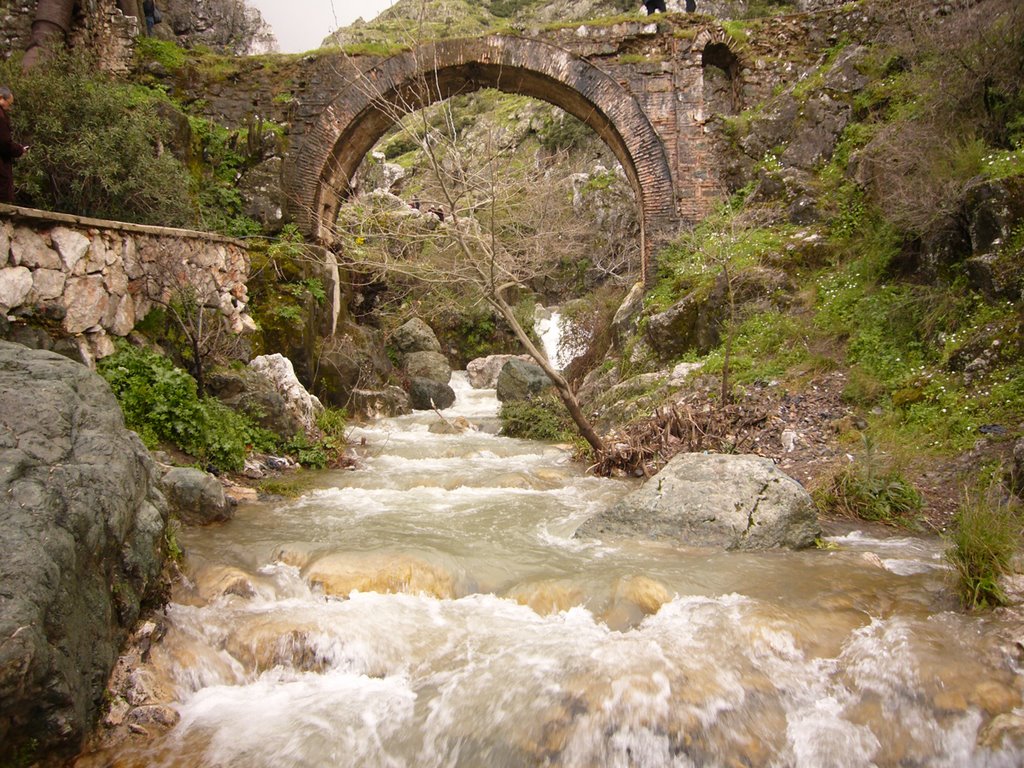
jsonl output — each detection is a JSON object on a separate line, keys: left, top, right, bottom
{"left": 0, "top": 0, "right": 35, "bottom": 56}
{"left": 0, "top": 0, "right": 138, "bottom": 71}
{"left": 0, "top": 206, "right": 252, "bottom": 365}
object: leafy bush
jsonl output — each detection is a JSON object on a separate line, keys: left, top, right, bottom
{"left": 0, "top": 52, "right": 193, "bottom": 225}
{"left": 187, "top": 113, "right": 271, "bottom": 236}
{"left": 499, "top": 393, "right": 576, "bottom": 441}
{"left": 313, "top": 406, "right": 349, "bottom": 465}
{"left": 98, "top": 344, "right": 270, "bottom": 472}
{"left": 947, "top": 487, "right": 1020, "bottom": 609}
{"left": 283, "top": 434, "right": 330, "bottom": 469}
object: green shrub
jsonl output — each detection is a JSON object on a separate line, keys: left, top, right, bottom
{"left": 316, "top": 407, "right": 349, "bottom": 443}
{"left": 283, "top": 433, "right": 329, "bottom": 469}
{"left": 0, "top": 51, "right": 193, "bottom": 225}
{"left": 98, "top": 344, "right": 269, "bottom": 472}
{"left": 947, "top": 488, "right": 1020, "bottom": 609}
{"left": 499, "top": 394, "right": 575, "bottom": 441}
{"left": 134, "top": 36, "right": 188, "bottom": 73}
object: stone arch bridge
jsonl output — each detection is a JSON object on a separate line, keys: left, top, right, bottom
{"left": 278, "top": 15, "right": 811, "bottom": 276}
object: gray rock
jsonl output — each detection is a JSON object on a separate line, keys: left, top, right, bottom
{"left": 646, "top": 267, "right": 794, "bottom": 360}
{"left": 238, "top": 156, "right": 286, "bottom": 232}
{"left": 496, "top": 358, "right": 553, "bottom": 402}
{"left": 7, "top": 323, "right": 54, "bottom": 351}
{"left": 576, "top": 362, "right": 621, "bottom": 410}
{"left": 207, "top": 368, "right": 303, "bottom": 439}
{"left": 781, "top": 94, "right": 850, "bottom": 170}
{"left": 403, "top": 349, "right": 452, "bottom": 384}
{"left": 787, "top": 194, "right": 820, "bottom": 224}
{"left": 0, "top": 342, "right": 168, "bottom": 762}
{"left": 965, "top": 177, "right": 1024, "bottom": 255}
{"left": 575, "top": 453, "right": 820, "bottom": 550}
{"left": 50, "top": 227, "right": 91, "bottom": 273}
{"left": 739, "top": 98, "right": 801, "bottom": 161}
{"left": 611, "top": 281, "right": 645, "bottom": 350}
{"left": 160, "top": 467, "right": 232, "bottom": 525}
{"left": 408, "top": 377, "right": 456, "bottom": 410}
{"left": 392, "top": 317, "right": 441, "bottom": 354}
{"left": 1011, "top": 439, "right": 1024, "bottom": 499}
{"left": 349, "top": 386, "right": 412, "bottom": 419}
{"left": 823, "top": 45, "right": 870, "bottom": 94}
{"left": 0, "top": 265, "right": 32, "bottom": 310}
{"left": 11, "top": 227, "right": 60, "bottom": 270}
{"left": 466, "top": 354, "right": 531, "bottom": 389}
{"left": 645, "top": 293, "right": 717, "bottom": 359}
{"left": 966, "top": 251, "right": 1022, "bottom": 302}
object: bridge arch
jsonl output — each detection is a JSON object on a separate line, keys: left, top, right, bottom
{"left": 286, "top": 36, "right": 680, "bottom": 279}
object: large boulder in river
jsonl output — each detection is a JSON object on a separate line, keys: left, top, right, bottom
{"left": 408, "top": 377, "right": 456, "bottom": 410}
{"left": 160, "top": 467, "right": 232, "bottom": 525}
{"left": 403, "top": 350, "right": 452, "bottom": 384}
{"left": 496, "top": 358, "right": 553, "bottom": 402}
{"left": 466, "top": 354, "right": 531, "bottom": 389}
{"left": 575, "top": 453, "right": 819, "bottom": 550}
{"left": 349, "top": 386, "right": 412, "bottom": 419}
{"left": 0, "top": 342, "right": 168, "bottom": 764}
{"left": 249, "top": 354, "right": 322, "bottom": 434}
{"left": 392, "top": 317, "right": 441, "bottom": 353}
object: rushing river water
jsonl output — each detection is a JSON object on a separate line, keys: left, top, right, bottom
{"left": 84, "top": 374, "right": 1024, "bottom": 767}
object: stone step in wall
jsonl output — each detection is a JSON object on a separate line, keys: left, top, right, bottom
{"left": 0, "top": 205, "right": 253, "bottom": 365}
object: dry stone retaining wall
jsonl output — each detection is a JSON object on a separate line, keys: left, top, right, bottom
{"left": 0, "top": 205, "right": 252, "bottom": 364}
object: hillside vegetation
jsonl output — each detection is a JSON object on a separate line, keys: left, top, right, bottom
{"left": 574, "top": 0, "right": 1023, "bottom": 562}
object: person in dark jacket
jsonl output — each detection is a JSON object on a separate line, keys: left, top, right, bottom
{"left": 0, "top": 86, "right": 27, "bottom": 205}
{"left": 143, "top": 0, "right": 156, "bottom": 34}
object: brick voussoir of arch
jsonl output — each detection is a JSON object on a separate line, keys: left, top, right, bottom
{"left": 287, "top": 35, "right": 679, "bottom": 277}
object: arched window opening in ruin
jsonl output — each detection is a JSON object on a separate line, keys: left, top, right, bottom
{"left": 701, "top": 42, "right": 742, "bottom": 115}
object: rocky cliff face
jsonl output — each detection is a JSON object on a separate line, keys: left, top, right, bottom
{"left": 0, "top": 342, "right": 169, "bottom": 764}
{"left": 159, "top": 0, "right": 275, "bottom": 54}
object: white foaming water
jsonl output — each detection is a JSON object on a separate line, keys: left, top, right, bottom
{"left": 534, "top": 306, "right": 585, "bottom": 371}
{"left": 87, "top": 377, "right": 1024, "bottom": 767}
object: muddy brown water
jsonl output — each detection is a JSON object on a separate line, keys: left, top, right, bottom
{"left": 82, "top": 374, "right": 1024, "bottom": 767}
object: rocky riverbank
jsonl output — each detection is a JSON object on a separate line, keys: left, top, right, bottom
{"left": 0, "top": 342, "right": 169, "bottom": 765}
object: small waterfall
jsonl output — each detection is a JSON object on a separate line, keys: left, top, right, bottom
{"left": 534, "top": 305, "right": 583, "bottom": 371}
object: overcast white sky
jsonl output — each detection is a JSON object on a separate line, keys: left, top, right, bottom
{"left": 247, "top": 0, "right": 397, "bottom": 53}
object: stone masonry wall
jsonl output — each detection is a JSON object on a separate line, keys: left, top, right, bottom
{"left": 0, "top": 0, "right": 138, "bottom": 72}
{"left": 0, "top": 205, "right": 253, "bottom": 365}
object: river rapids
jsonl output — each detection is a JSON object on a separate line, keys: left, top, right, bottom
{"left": 79, "top": 374, "right": 1024, "bottom": 767}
